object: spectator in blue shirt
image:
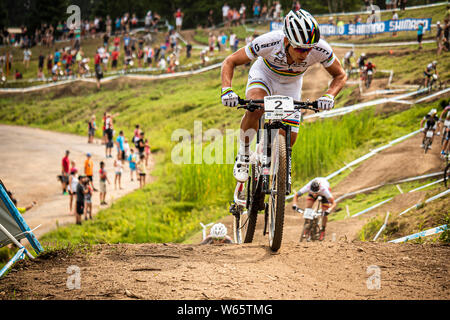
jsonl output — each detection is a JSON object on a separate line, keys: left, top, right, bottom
{"left": 417, "top": 22, "right": 424, "bottom": 49}
{"left": 116, "top": 130, "right": 125, "bottom": 163}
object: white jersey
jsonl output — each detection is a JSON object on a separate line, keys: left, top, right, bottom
{"left": 244, "top": 30, "right": 336, "bottom": 80}
{"left": 298, "top": 177, "right": 333, "bottom": 201}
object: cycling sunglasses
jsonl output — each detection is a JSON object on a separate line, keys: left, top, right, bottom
{"left": 292, "top": 46, "right": 313, "bottom": 53}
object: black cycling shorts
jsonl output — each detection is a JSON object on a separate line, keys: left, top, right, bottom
{"left": 76, "top": 201, "right": 85, "bottom": 215}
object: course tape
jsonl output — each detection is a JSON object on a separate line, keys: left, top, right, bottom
{"left": 0, "top": 63, "right": 222, "bottom": 93}
{"left": 330, "top": 40, "right": 435, "bottom": 48}
{"left": 336, "top": 171, "right": 443, "bottom": 203}
{"left": 399, "top": 188, "right": 450, "bottom": 216}
{"left": 315, "top": 2, "right": 447, "bottom": 18}
{"left": 373, "top": 211, "right": 390, "bottom": 241}
{"left": 388, "top": 224, "right": 447, "bottom": 243}
{"left": 352, "top": 198, "right": 394, "bottom": 218}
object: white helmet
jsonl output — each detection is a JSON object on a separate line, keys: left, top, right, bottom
{"left": 210, "top": 223, "right": 227, "bottom": 239}
{"left": 283, "top": 9, "right": 320, "bottom": 48}
{"left": 429, "top": 108, "right": 437, "bottom": 115}
{"left": 361, "top": 52, "right": 366, "bottom": 57}
{"left": 432, "top": 60, "right": 437, "bottom": 65}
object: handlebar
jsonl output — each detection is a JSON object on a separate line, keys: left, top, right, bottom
{"left": 237, "top": 97, "right": 319, "bottom": 113}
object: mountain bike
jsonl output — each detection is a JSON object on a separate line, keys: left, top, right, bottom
{"left": 365, "top": 69, "right": 373, "bottom": 89}
{"left": 422, "top": 129, "right": 434, "bottom": 154}
{"left": 294, "top": 196, "right": 325, "bottom": 242}
{"left": 440, "top": 119, "right": 450, "bottom": 146}
{"left": 418, "top": 74, "right": 443, "bottom": 93}
{"left": 229, "top": 95, "right": 318, "bottom": 251}
{"left": 444, "top": 155, "right": 450, "bottom": 188}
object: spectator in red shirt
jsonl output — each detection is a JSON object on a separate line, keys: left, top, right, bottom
{"left": 113, "top": 34, "right": 120, "bottom": 50}
{"left": 61, "top": 150, "right": 70, "bottom": 195}
{"left": 111, "top": 49, "right": 119, "bottom": 70}
{"left": 94, "top": 48, "right": 103, "bottom": 89}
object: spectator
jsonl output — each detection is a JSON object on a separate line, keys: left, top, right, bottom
{"left": 83, "top": 179, "right": 93, "bottom": 220}
{"left": 114, "top": 159, "right": 123, "bottom": 190}
{"left": 6, "top": 190, "right": 37, "bottom": 215}
{"left": 15, "top": 69, "right": 22, "bottom": 80}
{"left": 123, "top": 138, "right": 131, "bottom": 159}
{"left": 68, "top": 167, "right": 78, "bottom": 214}
{"left": 207, "top": 9, "right": 215, "bottom": 28}
{"left": 137, "top": 156, "right": 146, "bottom": 188}
{"left": 400, "top": 0, "right": 407, "bottom": 11}
{"left": 253, "top": 0, "right": 261, "bottom": 23}
{"left": 392, "top": 11, "right": 399, "bottom": 37}
{"left": 116, "top": 130, "right": 125, "bottom": 162}
{"left": 239, "top": 3, "right": 246, "bottom": 25}
{"left": 135, "top": 131, "right": 146, "bottom": 159}
{"left": 229, "top": 32, "right": 237, "bottom": 52}
{"left": 174, "top": 8, "right": 184, "bottom": 33}
{"left": 417, "top": 22, "right": 424, "bottom": 49}
{"left": 444, "top": 18, "right": 450, "bottom": 52}
{"left": 436, "top": 21, "right": 444, "bottom": 55}
{"left": 88, "top": 115, "right": 97, "bottom": 144}
{"left": 260, "top": 3, "right": 268, "bottom": 22}
{"left": 23, "top": 48, "right": 31, "bottom": 69}
{"left": 128, "top": 148, "right": 137, "bottom": 181}
{"left": 144, "top": 138, "right": 151, "bottom": 168}
{"left": 105, "top": 113, "right": 115, "bottom": 158}
{"left": 99, "top": 161, "right": 110, "bottom": 205}
{"left": 292, "top": 1, "right": 301, "bottom": 11}
{"left": 186, "top": 41, "right": 192, "bottom": 58}
{"left": 84, "top": 153, "right": 97, "bottom": 191}
{"left": 222, "top": 3, "right": 230, "bottom": 26}
{"left": 61, "top": 150, "right": 70, "bottom": 195}
{"left": 38, "top": 51, "right": 45, "bottom": 79}
{"left": 145, "top": 11, "right": 153, "bottom": 31}
{"left": 94, "top": 48, "right": 103, "bottom": 89}
{"left": 111, "top": 47, "right": 119, "bottom": 70}
{"left": 75, "top": 175, "right": 87, "bottom": 225}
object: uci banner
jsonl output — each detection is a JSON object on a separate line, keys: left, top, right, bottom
{"left": 270, "top": 18, "right": 431, "bottom": 36}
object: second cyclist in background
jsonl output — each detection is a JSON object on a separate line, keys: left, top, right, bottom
{"left": 292, "top": 177, "right": 337, "bottom": 241}
{"left": 420, "top": 108, "right": 439, "bottom": 150}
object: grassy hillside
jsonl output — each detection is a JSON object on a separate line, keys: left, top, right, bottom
{"left": 0, "top": 29, "right": 448, "bottom": 249}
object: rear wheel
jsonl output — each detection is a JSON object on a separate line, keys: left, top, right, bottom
{"left": 300, "top": 220, "right": 310, "bottom": 242}
{"left": 267, "top": 133, "right": 286, "bottom": 252}
{"left": 424, "top": 138, "right": 431, "bottom": 154}
{"left": 444, "top": 163, "right": 450, "bottom": 188}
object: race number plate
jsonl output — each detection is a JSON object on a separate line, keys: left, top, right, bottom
{"left": 264, "top": 95, "right": 295, "bottom": 120}
{"left": 426, "top": 130, "right": 434, "bottom": 138}
{"left": 303, "top": 208, "right": 315, "bottom": 220}
{"left": 444, "top": 120, "right": 450, "bottom": 128}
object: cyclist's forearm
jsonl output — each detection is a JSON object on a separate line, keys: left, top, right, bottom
{"left": 221, "top": 58, "right": 236, "bottom": 88}
{"left": 326, "top": 74, "right": 346, "bottom": 97}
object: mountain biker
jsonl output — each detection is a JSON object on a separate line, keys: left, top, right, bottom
{"left": 220, "top": 9, "right": 347, "bottom": 182}
{"left": 420, "top": 108, "right": 439, "bottom": 149}
{"left": 423, "top": 61, "right": 438, "bottom": 89}
{"left": 357, "top": 52, "right": 368, "bottom": 79}
{"left": 363, "top": 60, "right": 376, "bottom": 84}
{"left": 292, "top": 177, "right": 336, "bottom": 241}
{"left": 439, "top": 103, "right": 450, "bottom": 156}
{"left": 343, "top": 50, "right": 354, "bottom": 74}
{"left": 200, "top": 223, "right": 233, "bottom": 244}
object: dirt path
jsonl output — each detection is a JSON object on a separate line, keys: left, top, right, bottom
{"left": 0, "top": 125, "right": 153, "bottom": 238}
{"left": 0, "top": 241, "right": 447, "bottom": 300}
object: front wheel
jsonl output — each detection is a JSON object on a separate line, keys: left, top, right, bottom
{"left": 424, "top": 138, "right": 431, "bottom": 154}
{"left": 267, "top": 133, "right": 287, "bottom": 251}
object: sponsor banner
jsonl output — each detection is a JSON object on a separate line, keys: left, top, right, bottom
{"left": 270, "top": 18, "right": 431, "bottom": 36}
